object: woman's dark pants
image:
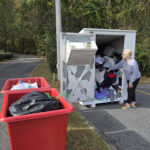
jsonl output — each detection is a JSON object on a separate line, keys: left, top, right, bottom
{"left": 127, "top": 78, "right": 140, "bottom": 103}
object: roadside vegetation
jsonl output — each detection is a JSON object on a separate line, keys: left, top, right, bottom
{"left": 0, "top": 50, "right": 13, "bottom": 60}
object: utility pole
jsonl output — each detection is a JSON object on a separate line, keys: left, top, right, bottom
{"left": 55, "top": 0, "right": 62, "bottom": 80}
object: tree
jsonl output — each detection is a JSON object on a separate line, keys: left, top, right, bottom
{"left": 1, "top": 0, "right": 149, "bottom": 75}
{"left": 0, "top": 0, "right": 16, "bottom": 52}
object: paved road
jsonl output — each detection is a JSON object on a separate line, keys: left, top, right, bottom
{"left": 77, "top": 84, "right": 150, "bottom": 150}
{"left": 0, "top": 54, "right": 42, "bottom": 150}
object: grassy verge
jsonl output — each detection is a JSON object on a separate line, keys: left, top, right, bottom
{"left": 29, "top": 60, "right": 112, "bottom": 150}
{"left": 0, "top": 50, "right": 13, "bottom": 60}
{"left": 29, "top": 60, "right": 60, "bottom": 90}
{"left": 139, "top": 76, "right": 150, "bottom": 84}
{"left": 0, "top": 50, "right": 11, "bottom": 54}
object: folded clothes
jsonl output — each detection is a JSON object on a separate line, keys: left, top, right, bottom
{"left": 95, "top": 87, "right": 107, "bottom": 99}
{"left": 108, "top": 86, "right": 117, "bottom": 102}
{"left": 95, "top": 56, "right": 104, "bottom": 64}
{"left": 95, "top": 69, "right": 105, "bottom": 83}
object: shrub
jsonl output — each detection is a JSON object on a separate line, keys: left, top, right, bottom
{"left": 0, "top": 50, "right": 13, "bottom": 60}
{"left": 135, "top": 44, "right": 150, "bottom": 76}
{"left": 47, "top": 49, "right": 57, "bottom": 73}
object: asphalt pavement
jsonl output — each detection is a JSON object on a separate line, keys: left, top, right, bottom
{"left": 0, "top": 54, "right": 42, "bottom": 150}
{"left": 77, "top": 84, "right": 150, "bottom": 150}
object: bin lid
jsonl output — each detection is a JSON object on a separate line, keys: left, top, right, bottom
{"left": 66, "top": 40, "right": 97, "bottom": 65}
{"left": 67, "top": 49, "right": 96, "bottom": 65}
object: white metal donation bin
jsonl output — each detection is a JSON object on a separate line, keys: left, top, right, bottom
{"left": 60, "top": 28, "right": 136, "bottom": 107}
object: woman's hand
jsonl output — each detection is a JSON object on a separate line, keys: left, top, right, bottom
{"left": 106, "top": 69, "right": 110, "bottom": 73}
{"left": 129, "top": 83, "right": 133, "bottom": 88}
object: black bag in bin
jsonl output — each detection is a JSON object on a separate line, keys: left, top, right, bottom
{"left": 8, "top": 91, "right": 62, "bottom": 116}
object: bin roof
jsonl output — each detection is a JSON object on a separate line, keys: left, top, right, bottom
{"left": 80, "top": 28, "right": 137, "bottom": 33}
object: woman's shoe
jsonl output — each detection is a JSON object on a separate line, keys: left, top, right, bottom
{"left": 121, "top": 103, "right": 130, "bottom": 109}
{"left": 131, "top": 102, "right": 136, "bottom": 108}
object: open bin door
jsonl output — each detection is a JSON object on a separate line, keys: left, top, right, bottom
{"left": 66, "top": 41, "right": 97, "bottom": 65}
{"left": 60, "top": 33, "right": 98, "bottom": 103}
{"left": 60, "top": 33, "right": 97, "bottom": 65}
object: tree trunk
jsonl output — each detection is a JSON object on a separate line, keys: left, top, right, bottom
{"left": 4, "top": 39, "right": 7, "bottom": 52}
{"left": 53, "top": 73, "right": 55, "bottom": 82}
{"left": 4, "top": 26, "right": 8, "bottom": 52}
{"left": 11, "top": 38, "right": 16, "bottom": 53}
{"left": 22, "top": 38, "right": 25, "bottom": 53}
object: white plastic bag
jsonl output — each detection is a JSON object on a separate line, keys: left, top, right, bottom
{"left": 11, "top": 81, "right": 38, "bottom": 90}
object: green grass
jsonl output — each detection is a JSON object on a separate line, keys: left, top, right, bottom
{"left": 29, "top": 60, "right": 60, "bottom": 90}
{"left": 30, "top": 60, "right": 112, "bottom": 150}
{"left": 0, "top": 50, "right": 12, "bottom": 54}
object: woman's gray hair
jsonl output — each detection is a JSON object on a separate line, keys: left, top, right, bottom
{"left": 123, "top": 49, "right": 132, "bottom": 58}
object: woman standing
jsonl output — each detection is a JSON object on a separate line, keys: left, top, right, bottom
{"left": 107, "top": 49, "right": 141, "bottom": 109}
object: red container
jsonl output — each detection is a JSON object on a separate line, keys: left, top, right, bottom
{"left": 1, "top": 77, "right": 50, "bottom": 93}
{"left": 0, "top": 88, "right": 74, "bottom": 150}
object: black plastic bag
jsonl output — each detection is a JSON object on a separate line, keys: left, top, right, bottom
{"left": 8, "top": 91, "right": 62, "bottom": 116}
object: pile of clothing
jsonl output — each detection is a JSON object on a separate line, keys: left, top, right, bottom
{"left": 95, "top": 47, "right": 122, "bottom": 101}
